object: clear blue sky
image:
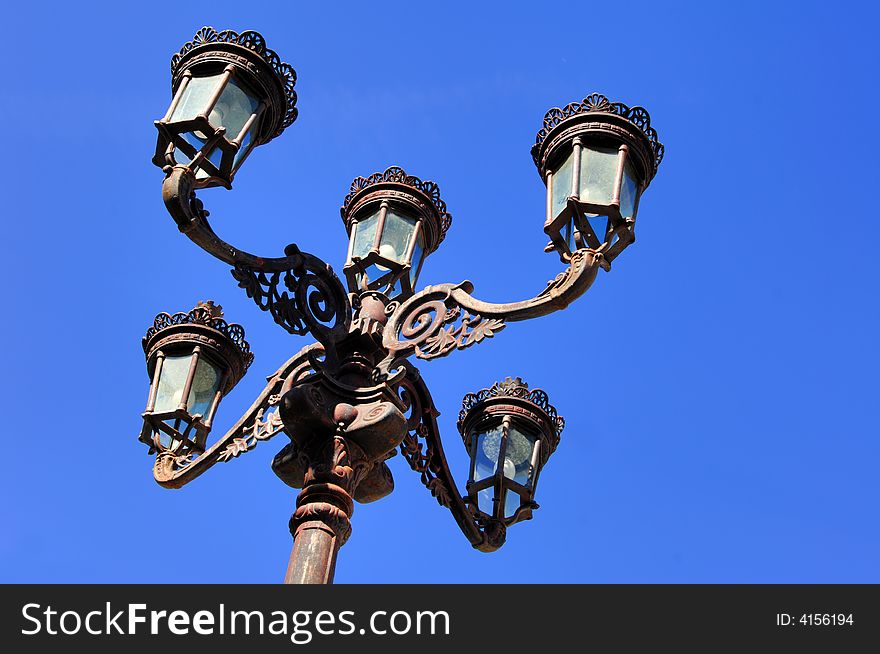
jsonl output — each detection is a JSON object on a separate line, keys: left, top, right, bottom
{"left": 2, "top": 1, "right": 878, "bottom": 583}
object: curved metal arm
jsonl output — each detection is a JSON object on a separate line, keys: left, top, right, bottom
{"left": 378, "top": 247, "right": 603, "bottom": 376}
{"left": 153, "top": 343, "right": 319, "bottom": 489}
{"left": 162, "top": 166, "right": 351, "bottom": 352}
{"left": 395, "top": 362, "right": 506, "bottom": 552}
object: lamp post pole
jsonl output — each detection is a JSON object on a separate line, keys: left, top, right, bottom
{"left": 137, "top": 26, "right": 664, "bottom": 584}
{"left": 284, "top": 437, "right": 359, "bottom": 585}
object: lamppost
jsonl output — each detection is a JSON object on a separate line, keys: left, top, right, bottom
{"left": 138, "top": 27, "right": 664, "bottom": 584}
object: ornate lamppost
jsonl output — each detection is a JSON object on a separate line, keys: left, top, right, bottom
{"left": 139, "top": 26, "right": 664, "bottom": 584}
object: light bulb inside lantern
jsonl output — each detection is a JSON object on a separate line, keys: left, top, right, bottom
{"left": 504, "top": 432, "right": 532, "bottom": 467}
{"left": 192, "top": 363, "right": 218, "bottom": 392}
{"left": 502, "top": 457, "right": 516, "bottom": 479}
{"left": 376, "top": 242, "right": 400, "bottom": 272}
{"left": 481, "top": 427, "right": 502, "bottom": 462}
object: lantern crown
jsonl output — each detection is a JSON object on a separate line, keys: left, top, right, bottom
{"left": 170, "top": 26, "right": 299, "bottom": 142}
{"left": 142, "top": 302, "right": 254, "bottom": 372}
{"left": 458, "top": 377, "right": 565, "bottom": 446}
{"left": 531, "top": 92, "right": 664, "bottom": 186}
{"left": 341, "top": 165, "right": 453, "bottom": 255}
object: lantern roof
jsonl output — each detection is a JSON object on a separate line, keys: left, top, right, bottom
{"left": 142, "top": 301, "right": 254, "bottom": 370}
{"left": 169, "top": 26, "right": 298, "bottom": 140}
{"left": 531, "top": 92, "right": 664, "bottom": 182}
{"left": 340, "top": 166, "right": 453, "bottom": 254}
{"left": 457, "top": 377, "right": 565, "bottom": 441}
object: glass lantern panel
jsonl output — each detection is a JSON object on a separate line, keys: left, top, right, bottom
{"left": 381, "top": 210, "right": 418, "bottom": 264}
{"left": 358, "top": 263, "right": 387, "bottom": 285}
{"left": 209, "top": 76, "right": 260, "bottom": 144}
{"left": 172, "top": 132, "right": 223, "bottom": 179}
{"left": 170, "top": 75, "right": 223, "bottom": 122}
{"left": 502, "top": 425, "right": 537, "bottom": 487}
{"left": 157, "top": 432, "right": 172, "bottom": 449}
{"left": 187, "top": 358, "right": 222, "bottom": 417}
{"left": 474, "top": 425, "right": 503, "bottom": 482}
{"left": 619, "top": 160, "right": 641, "bottom": 220}
{"left": 578, "top": 145, "right": 620, "bottom": 206}
{"left": 586, "top": 214, "right": 610, "bottom": 245}
{"left": 355, "top": 267, "right": 402, "bottom": 298}
{"left": 563, "top": 218, "right": 579, "bottom": 252}
{"left": 551, "top": 148, "right": 575, "bottom": 219}
{"left": 153, "top": 355, "right": 193, "bottom": 413}
{"left": 409, "top": 239, "right": 424, "bottom": 286}
{"left": 504, "top": 488, "right": 522, "bottom": 519}
{"left": 158, "top": 418, "right": 185, "bottom": 451}
{"left": 232, "top": 121, "right": 259, "bottom": 171}
{"left": 502, "top": 425, "right": 537, "bottom": 519}
{"left": 351, "top": 211, "right": 380, "bottom": 261}
{"left": 473, "top": 425, "right": 504, "bottom": 516}
{"left": 477, "top": 488, "right": 495, "bottom": 516}
{"left": 388, "top": 277, "right": 403, "bottom": 297}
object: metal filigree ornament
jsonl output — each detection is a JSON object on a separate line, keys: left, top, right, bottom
{"left": 532, "top": 93, "right": 664, "bottom": 267}
{"left": 139, "top": 26, "right": 665, "bottom": 585}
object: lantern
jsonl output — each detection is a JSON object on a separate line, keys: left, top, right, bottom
{"left": 152, "top": 27, "right": 298, "bottom": 189}
{"left": 340, "top": 166, "right": 452, "bottom": 299}
{"left": 531, "top": 93, "right": 664, "bottom": 267}
{"left": 457, "top": 377, "right": 564, "bottom": 526}
{"left": 139, "top": 301, "right": 253, "bottom": 455}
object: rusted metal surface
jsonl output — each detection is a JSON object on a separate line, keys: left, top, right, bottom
{"left": 141, "top": 27, "right": 664, "bottom": 584}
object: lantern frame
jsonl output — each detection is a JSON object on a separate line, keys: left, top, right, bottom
{"left": 531, "top": 93, "right": 664, "bottom": 267}
{"left": 152, "top": 27, "right": 299, "bottom": 189}
{"left": 458, "top": 378, "right": 564, "bottom": 527}
{"left": 140, "top": 302, "right": 253, "bottom": 455}
{"left": 340, "top": 166, "right": 452, "bottom": 300}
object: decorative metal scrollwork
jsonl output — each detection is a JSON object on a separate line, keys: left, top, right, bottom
{"left": 152, "top": 344, "right": 319, "bottom": 488}
{"left": 162, "top": 167, "right": 351, "bottom": 352}
{"left": 231, "top": 267, "right": 310, "bottom": 335}
{"left": 396, "top": 373, "right": 452, "bottom": 508}
{"left": 217, "top": 394, "right": 285, "bottom": 461}
{"left": 231, "top": 254, "right": 350, "bottom": 351}
{"left": 414, "top": 304, "right": 505, "bottom": 361}
{"left": 378, "top": 248, "right": 603, "bottom": 378}
{"left": 395, "top": 363, "right": 504, "bottom": 552}
{"left": 392, "top": 291, "right": 507, "bottom": 364}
